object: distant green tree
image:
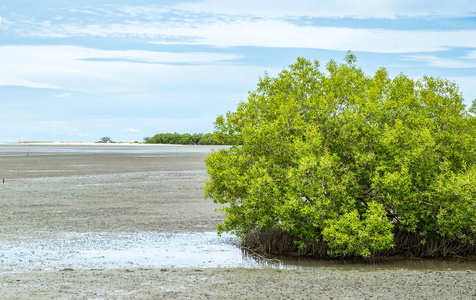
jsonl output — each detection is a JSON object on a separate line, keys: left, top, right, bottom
{"left": 198, "top": 133, "right": 217, "bottom": 145}
{"left": 101, "top": 137, "right": 111, "bottom": 143}
{"left": 145, "top": 132, "right": 230, "bottom": 145}
{"left": 204, "top": 53, "right": 476, "bottom": 257}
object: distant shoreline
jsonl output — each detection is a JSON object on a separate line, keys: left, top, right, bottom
{"left": 1, "top": 142, "right": 187, "bottom": 146}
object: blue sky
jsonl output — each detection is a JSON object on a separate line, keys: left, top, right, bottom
{"left": 1, "top": 0, "right": 476, "bottom": 142}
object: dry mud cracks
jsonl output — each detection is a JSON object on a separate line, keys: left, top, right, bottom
{"left": 0, "top": 144, "right": 475, "bottom": 299}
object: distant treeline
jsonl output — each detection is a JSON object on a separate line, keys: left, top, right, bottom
{"left": 144, "top": 132, "right": 230, "bottom": 145}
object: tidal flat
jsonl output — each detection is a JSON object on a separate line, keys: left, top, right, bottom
{"left": 0, "top": 144, "right": 475, "bottom": 299}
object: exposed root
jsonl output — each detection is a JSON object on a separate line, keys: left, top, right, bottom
{"left": 241, "top": 227, "right": 476, "bottom": 258}
{"left": 240, "top": 245, "right": 282, "bottom": 264}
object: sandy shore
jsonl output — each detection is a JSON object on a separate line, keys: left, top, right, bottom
{"left": 1, "top": 144, "right": 475, "bottom": 299}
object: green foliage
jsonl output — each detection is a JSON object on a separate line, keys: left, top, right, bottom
{"left": 101, "top": 137, "right": 111, "bottom": 143}
{"left": 470, "top": 99, "right": 476, "bottom": 116}
{"left": 144, "top": 132, "right": 231, "bottom": 145}
{"left": 205, "top": 53, "right": 476, "bottom": 257}
{"left": 322, "top": 202, "right": 394, "bottom": 256}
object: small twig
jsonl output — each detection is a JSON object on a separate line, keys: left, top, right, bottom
{"left": 240, "top": 245, "right": 282, "bottom": 263}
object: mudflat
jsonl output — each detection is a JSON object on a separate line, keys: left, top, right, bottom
{"left": 0, "top": 144, "right": 222, "bottom": 239}
{"left": 1, "top": 144, "right": 475, "bottom": 299}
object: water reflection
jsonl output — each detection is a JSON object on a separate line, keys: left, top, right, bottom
{"left": 0, "top": 232, "right": 260, "bottom": 272}
{"left": 2, "top": 231, "right": 476, "bottom": 273}
{"left": 254, "top": 253, "right": 476, "bottom": 271}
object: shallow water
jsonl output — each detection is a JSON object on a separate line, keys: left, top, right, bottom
{"left": 2, "top": 232, "right": 476, "bottom": 272}
{"left": 0, "top": 144, "right": 224, "bottom": 155}
{"left": 269, "top": 254, "right": 476, "bottom": 271}
{"left": 0, "top": 232, "right": 260, "bottom": 272}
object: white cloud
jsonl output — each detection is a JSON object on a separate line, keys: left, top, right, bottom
{"left": 68, "top": 9, "right": 107, "bottom": 16}
{"left": 57, "top": 92, "right": 72, "bottom": 98}
{"left": 16, "top": 18, "right": 476, "bottom": 54}
{"left": 111, "top": 5, "right": 169, "bottom": 18}
{"left": 175, "top": 0, "right": 476, "bottom": 19}
{"left": 0, "top": 16, "right": 13, "bottom": 30}
{"left": 0, "top": 45, "right": 258, "bottom": 92}
{"left": 464, "top": 51, "right": 476, "bottom": 60}
{"left": 0, "top": 45, "right": 241, "bottom": 65}
{"left": 403, "top": 55, "right": 476, "bottom": 68}
{"left": 149, "top": 20, "right": 476, "bottom": 53}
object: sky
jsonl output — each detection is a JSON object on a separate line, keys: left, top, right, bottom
{"left": 1, "top": 1, "right": 476, "bottom": 142}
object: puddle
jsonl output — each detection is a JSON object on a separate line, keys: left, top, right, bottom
{"left": 1, "top": 232, "right": 476, "bottom": 273}
{"left": 266, "top": 254, "right": 476, "bottom": 272}
{"left": 0, "top": 232, "right": 266, "bottom": 272}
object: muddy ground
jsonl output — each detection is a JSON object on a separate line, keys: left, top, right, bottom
{"left": 1, "top": 144, "right": 475, "bottom": 299}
